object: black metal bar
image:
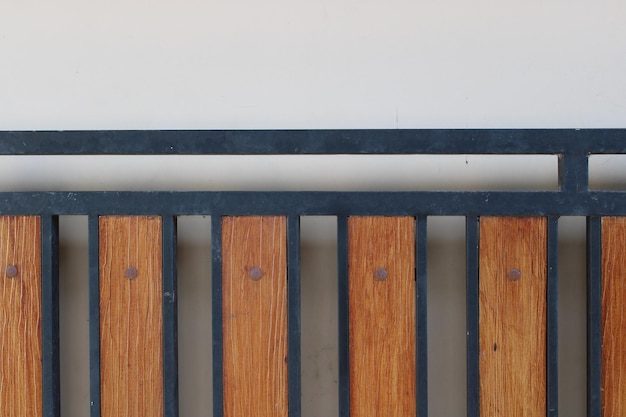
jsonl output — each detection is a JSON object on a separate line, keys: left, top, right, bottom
{"left": 337, "top": 216, "right": 350, "bottom": 417}
{"left": 416, "top": 216, "right": 428, "bottom": 417}
{"left": 162, "top": 216, "right": 179, "bottom": 417}
{"left": 559, "top": 152, "right": 589, "bottom": 193}
{"left": 587, "top": 217, "right": 602, "bottom": 417}
{"left": 88, "top": 215, "right": 101, "bottom": 417}
{"left": 288, "top": 215, "right": 302, "bottom": 417}
{"left": 41, "top": 215, "right": 60, "bottom": 417}
{"left": 4, "top": 190, "right": 626, "bottom": 216}
{"left": 546, "top": 217, "right": 559, "bottom": 417}
{"left": 211, "top": 215, "right": 224, "bottom": 417}
{"left": 1, "top": 129, "right": 626, "bottom": 155}
{"left": 466, "top": 216, "right": 480, "bottom": 417}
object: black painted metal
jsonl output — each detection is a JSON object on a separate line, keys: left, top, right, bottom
{"left": 416, "top": 216, "right": 428, "bottom": 417}
{"left": 547, "top": 217, "right": 559, "bottom": 417}
{"left": 88, "top": 215, "right": 101, "bottom": 417}
{"left": 2, "top": 130, "right": 625, "bottom": 417}
{"left": 288, "top": 215, "right": 302, "bottom": 417}
{"left": 162, "top": 216, "right": 179, "bottom": 417}
{"left": 4, "top": 190, "right": 626, "bottom": 216}
{"left": 211, "top": 215, "right": 224, "bottom": 417}
{"left": 558, "top": 152, "right": 589, "bottom": 193}
{"left": 337, "top": 216, "right": 350, "bottom": 417}
{"left": 587, "top": 217, "right": 602, "bottom": 417}
{"left": 466, "top": 216, "right": 480, "bottom": 417}
{"left": 1, "top": 129, "right": 625, "bottom": 154}
{"left": 41, "top": 215, "right": 60, "bottom": 417}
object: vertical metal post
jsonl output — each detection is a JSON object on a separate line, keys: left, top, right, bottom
{"left": 211, "top": 215, "right": 224, "bottom": 417}
{"left": 587, "top": 217, "right": 602, "bottom": 417}
{"left": 559, "top": 151, "right": 589, "bottom": 194}
{"left": 466, "top": 216, "right": 480, "bottom": 417}
{"left": 416, "top": 216, "right": 428, "bottom": 417}
{"left": 546, "top": 217, "right": 559, "bottom": 417}
{"left": 288, "top": 215, "right": 302, "bottom": 417}
{"left": 41, "top": 215, "right": 60, "bottom": 417}
{"left": 163, "top": 216, "right": 179, "bottom": 417}
{"left": 337, "top": 216, "right": 350, "bottom": 417}
{"left": 88, "top": 215, "right": 101, "bottom": 417}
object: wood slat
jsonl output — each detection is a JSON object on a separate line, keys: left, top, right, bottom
{"left": 348, "top": 216, "right": 416, "bottom": 417}
{"left": 0, "top": 216, "right": 42, "bottom": 417}
{"left": 479, "top": 216, "right": 546, "bottom": 417}
{"left": 222, "top": 216, "right": 288, "bottom": 417}
{"left": 601, "top": 217, "right": 626, "bottom": 416}
{"left": 99, "top": 216, "right": 163, "bottom": 417}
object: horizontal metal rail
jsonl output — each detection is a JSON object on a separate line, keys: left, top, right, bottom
{"left": 0, "top": 129, "right": 625, "bottom": 217}
{"left": 0, "top": 129, "right": 625, "bottom": 155}
{"left": 1, "top": 190, "right": 626, "bottom": 216}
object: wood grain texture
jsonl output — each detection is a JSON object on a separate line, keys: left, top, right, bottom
{"left": 99, "top": 216, "right": 163, "bottom": 417}
{"left": 348, "top": 216, "right": 416, "bottom": 417}
{"left": 222, "top": 216, "right": 288, "bottom": 417}
{"left": 0, "top": 216, "right": 42, "bottom": 417}
{"left": 479, "top": 217, "right": 546, "bottom": 417}
{"left": 601, "top": 217, "right": 626, "bottom": 416}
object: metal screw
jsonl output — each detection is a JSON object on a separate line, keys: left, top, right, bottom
{"left": 6, "top": 265, "right": 18, "bottom": 278}
{"left": 507, "top": 268, "right": 521, "bottom": 281}
{"left": 125, "top": 267, "right": 138, "bottom": 279}
{"left": 375, "top": 267, "right": 388, "bottom": 280}
{"left": 249, "top": 267, "right": 263, "bottom": 281}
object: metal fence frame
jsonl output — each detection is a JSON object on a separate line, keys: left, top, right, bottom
{"left": 1, "top": 129, "right": 624, "bottom": 417}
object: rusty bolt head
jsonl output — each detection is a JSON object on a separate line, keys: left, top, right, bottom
{"left": 507, "top": 268, "right": 521, "bottom": 281}
{"left": 375, "top": 267, "right": 388, "bottom": 281}
{"left": 125, "top": 267, "right": 138, "bottom": 279}
{"left": 6, "top": 265, "right": 18, "bottom": 278}
{"left": 249, "top": 267, "right": 263, "bottom": 281}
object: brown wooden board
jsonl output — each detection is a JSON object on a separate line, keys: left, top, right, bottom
{"left": 99, "top": 216, "right": 163, "bottom": 417}
{"left": 222, "top": 216, "right": 288, "bottom": 417}
{"left": 479, "top": 216, "right": 547, "bottom": 417}
{"left": 601, "top": 217, "right": 626, "bottom": 416}
{"left": 0, "top": 216, "right": 42, "bottom": 417}
{"left": 348, "top": 216, "right": 416, "bottom": 417}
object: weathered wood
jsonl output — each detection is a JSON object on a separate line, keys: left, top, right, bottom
{"left": 348, "top": 216, "right": 416, "bottom": 417}
{"left": 0, "top": 216, "right": 42, "bottom": 417}
{"left": 222, "top": 216, "right": 288, "bottom": 417}
{"left": 479, "top": 216, "right": 546, "bottom": 417}
{"left": 602, "top": 217, "right": 626, "bottom": 416}
{"left": 99, "top": 216, "right": 163, "bottom": 417}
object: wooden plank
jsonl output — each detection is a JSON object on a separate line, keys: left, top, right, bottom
{"left": 479, "top": 216, "right": 546, "bottom": 417}
{"left": 222, "top": 216, "right": 288, "bottom": 417}
{"left": 0, "top": 216, "right": 42, "bottom": 417}
{"left": 99, "top": 216, "right": 163, "bottom": 417}
{"left": 601, "top": 217, "right": 626, "bottom": 416}
{"left": 348, "top": 216, "right": 416, "bottom": 417}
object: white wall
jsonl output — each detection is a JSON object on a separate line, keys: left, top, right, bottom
{"left": 1, "top": 0, "right": 625, "bottom": 129}
{"left": 1, "top": 1, "right": 625, "bottom": 416}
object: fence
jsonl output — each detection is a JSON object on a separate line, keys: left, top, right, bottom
{"left": 0, "top": 129, "right": 625, "bottom": 417}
